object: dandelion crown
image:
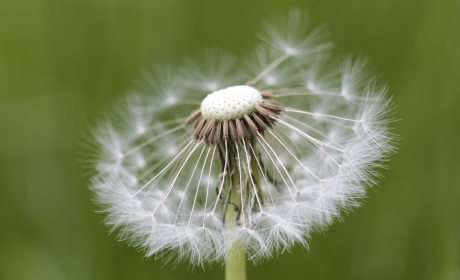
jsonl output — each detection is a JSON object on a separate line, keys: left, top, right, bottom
{"left": 89, "top": 10, "right": 396, "bottom": 267}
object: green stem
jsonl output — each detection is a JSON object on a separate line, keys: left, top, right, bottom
{"left": 225, "top": 241, "right": 246, "bottom": 280}
{"left": 225, "top": 159, "right": 247, "bottom": 280}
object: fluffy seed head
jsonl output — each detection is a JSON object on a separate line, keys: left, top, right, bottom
{"left": 200, "top": 85, "right": 263, "bottom": 121}
{"left": 87, "top": 10, "right": 397, "bottom": 268}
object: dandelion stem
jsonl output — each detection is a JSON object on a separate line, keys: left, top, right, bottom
{"left": 223, "top": 142, "right": 250, "bottom": 280}
{"left": 225, "top": 172, "right": 247, "bottom": 280}
{"left": 225, "top": 248, "right": 246, "bottom": 280}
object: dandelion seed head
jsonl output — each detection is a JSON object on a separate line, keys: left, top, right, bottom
{"left": 87, "top": 9, "right": 397, "bottom": 267}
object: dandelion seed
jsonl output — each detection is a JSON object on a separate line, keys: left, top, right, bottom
{"left": 88, "top": 9, "right": 397, "bottom": 270}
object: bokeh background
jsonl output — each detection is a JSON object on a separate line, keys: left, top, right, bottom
{"left": 1, "top": 0, "right": 459, "bottom": 279}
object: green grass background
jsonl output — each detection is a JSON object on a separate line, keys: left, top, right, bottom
{"left": 0, "top": 0, "right": 459, "bottom": 279}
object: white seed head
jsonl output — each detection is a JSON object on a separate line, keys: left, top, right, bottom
{"left": 200, "top": 85, "right": 263, "bottom": 121}
{"left": 88, "top": 10, "right": 397, "bottom": 267}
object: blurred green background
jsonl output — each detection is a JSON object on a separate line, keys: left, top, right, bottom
{"left": 1, "top": 0, "right": 459, "bottom": 279}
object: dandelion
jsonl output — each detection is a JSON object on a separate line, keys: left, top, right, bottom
{"left": 88, "top": 9, "right": 396, "bottom": 279}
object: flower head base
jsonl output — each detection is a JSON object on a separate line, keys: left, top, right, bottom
{"left": 188, "top": 85, "right": 283, "bottom": 146}
{"left": 200, "top": 86, "right": 263, "bottom": 122}
{"left": 88, "top": 10, "right": 396, "bottom": 267}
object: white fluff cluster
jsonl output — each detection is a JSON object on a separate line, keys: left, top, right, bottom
{"left": 88, "top": 10, "right": 396, "bottom": 267}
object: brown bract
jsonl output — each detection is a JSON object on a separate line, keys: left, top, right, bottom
{"left": 185, "top": 99, "right": 284, "bottom": 145}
